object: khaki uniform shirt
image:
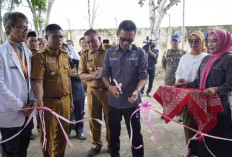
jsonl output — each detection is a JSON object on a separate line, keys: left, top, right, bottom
{"left": 31, "top": 47, "right": 71, "bottom": 97}
{"left": 78, "top": 44, "right": 106, "bottom": 88}
{"left": 162, "top": 49, "right": 186, "bottom": 85}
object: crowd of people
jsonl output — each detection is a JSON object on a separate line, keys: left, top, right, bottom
{"left": 0, "top": 11, "right": 232, "bottom": 157}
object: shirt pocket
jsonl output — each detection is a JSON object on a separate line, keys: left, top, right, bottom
{"left": 176, "top": 55, "right": 182, "bottom": 64}
{"left": 130, "top": 60, "right": 138, "bottom": 67}
{"left": 109, "top": 59, "right": 120, "bottom": 73}
{"left": 86, "top": 61, "right": 95, "bottom": 72}
{"left": 45, "top": 63, "right": 59, "bottom": 80}
{"left": 63, "top": 64, "right": 71, "bottom": 76}
{"left": 210, "top": 66, "right": 224, "bottom": 86}
{"left": 166, "top": 57, "right": 173, "bottom": 65}
{"left": 46, "top": 62, "right": 56, "bottom": 71}
{"left": 129, "top": 60, "right": 138, "bottom": 75}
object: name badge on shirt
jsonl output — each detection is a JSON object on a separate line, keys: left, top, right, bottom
{"left": 47, "top": 61, "right": 55, "bottom": 63}
{"left": 109, "top": 58, "right": 119, "bottom": 61}
{"left": 127, "top": 58, "right": 138, "bottom": 61}
{"left": 10, "top": 66, "right": 18, "bottom": 69}
{"left": 87, "top": 59, "right": 93, "bottom": 62}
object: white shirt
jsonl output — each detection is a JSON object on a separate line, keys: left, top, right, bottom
{"left": 67, "top": 45, "right": 80, "bottom": 60}
{"left": 175, "top": 53, "right": 208, "bottom": 82}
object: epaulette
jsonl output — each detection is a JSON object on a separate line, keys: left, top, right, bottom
{"left": 60, "top": 49, "right": 68, "bottom": 54}
{"left": 81, "top": 49, "right": 89, "bottom": 56}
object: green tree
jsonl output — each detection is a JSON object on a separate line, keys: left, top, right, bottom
{"left": 26, "top": 0, "right": 55, "bottom": 37}
{"left": 139, "top": 0, "right": 180, "bottom": 40}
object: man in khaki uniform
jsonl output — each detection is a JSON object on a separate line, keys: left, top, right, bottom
{"left": 78, "top": 29, "right": 110, "bottom": 157}
{"left": 31, "top": 24, "right": 73, "bottom": 157}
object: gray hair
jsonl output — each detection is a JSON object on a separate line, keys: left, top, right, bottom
{"left": 3, "top": 12, "right": 28, "bottom": 35}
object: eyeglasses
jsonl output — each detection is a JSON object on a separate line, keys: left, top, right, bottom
{"left": 189, "top": 39, "right": 200, "bottom": 45}
{"left": 49, "top": 35, "right": 65, "bottom": 40}
{"left": 120, "top": 37, "right": 134, "bottom": 43}
{"left": 16, "top": 25, "right": 28, "bottom": 33}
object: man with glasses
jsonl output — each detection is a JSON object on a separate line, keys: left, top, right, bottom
{"left": 0, "top": 11, "right": 35, "bottom": 157}
{"left": 78, "top": 29, "right": 110, "bottom": 157}
{"left": 102, "top": 20, "right": 147, "bottom": 157}
{"left": 31, "top": 24, "right": 73, "bottom": 157}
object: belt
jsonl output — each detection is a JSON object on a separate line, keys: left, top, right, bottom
{"left": 90, "top": 86, "right": 108, "bottom": 91}
{"left": 44, "top": 94, "right": 69, "bottom": 100}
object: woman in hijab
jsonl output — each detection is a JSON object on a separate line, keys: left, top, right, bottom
{"left": 175, "top": 31, "right": 208, "bottom": 156}
{"left": 176, "top": 29, "right": 232, "bottom": 157}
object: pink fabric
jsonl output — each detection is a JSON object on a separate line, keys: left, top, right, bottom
{"left": 200, "top": 29, "right": 232, "bottom": 89}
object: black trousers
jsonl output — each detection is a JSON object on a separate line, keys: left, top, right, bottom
{"left": 69, "top": 99, "right": 85, "bottom": 135}
{"left": 1, "top": 127, "right": 20, "bottom": 157}
{"left": 109, "top": 106, "right": 144, "bottom": 157}
{"left": 141, "top": 69, "right": 155, "bottom": 94}
{"left": 18, "top": 117, "right": 33, "bottom": 157}
{"left": 0, "top": 117, "right": 33, "bottom": 157}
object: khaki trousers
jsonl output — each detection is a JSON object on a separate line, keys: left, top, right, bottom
{"left": 41, "top": 95, "right": 70, "bottom": 157}
{"left": 87, "top": 87, "right": 110, "bottom": 149}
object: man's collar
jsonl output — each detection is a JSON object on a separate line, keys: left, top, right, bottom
{"left": 116, "top": 44, "right": 138, "bottom": 52}
{"left": 90, "top": 43, "right": 105, "bottom": 54}
{"left": 46, "top": 46, "right": 60, "bottom": 56}
{"left": 8, "top": 40, "right": 22, "bottom": 48}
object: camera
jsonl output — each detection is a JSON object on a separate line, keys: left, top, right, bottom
{"left": 143, "top": 36, "right": 156, "bottom": 50}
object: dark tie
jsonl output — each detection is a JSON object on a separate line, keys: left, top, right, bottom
{"left": 18, "top": 45, "right": 23, "bottom": 59}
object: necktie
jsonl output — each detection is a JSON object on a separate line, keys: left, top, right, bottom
{"left": 18, "top": 45, "right": 23, "bottom": 59}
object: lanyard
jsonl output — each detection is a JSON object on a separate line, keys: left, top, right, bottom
{"left": 10, "top": 43, "right": 28, "bottom": 79}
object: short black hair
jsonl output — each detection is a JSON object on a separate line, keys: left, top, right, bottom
{"left": 26, "top": 31, "right": 36, "bottom": 40}
{"left": 103, "top": 39, "right": 109, "bottom": 44}
{"left": 84, "top": 29, "right": 98, "bottom": 37}
{"left": 118, "top": 20, "right": 137, "bottom": 33}
{"left": 79, "top": 37, "right": 84, "bottom": 43}
{"left": 46, "top": 24, "right": 62, "bottom": 35}
{"left": 3, "top": 12, "right": 28, "bottom": 35}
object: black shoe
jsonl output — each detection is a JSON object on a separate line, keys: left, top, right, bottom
{"left": 30, "top": 133, "right": 34, "bottom": 140}
{"left": 147, "top": 93, "right": 151, "bottom": 97}
{"left": 76, "top": 133, "right": 86, "bottom": 140}
{"left": 107, "top": 147, "right": 111, "bottom": 154}
{"left": 87, "top": 148, "right": 101, "bottom": 156}
{"left": 178, "top": 116, "right": 183, "bottom": 122}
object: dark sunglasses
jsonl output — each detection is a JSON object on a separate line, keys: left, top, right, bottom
{"left": 189, "top": 39, "right": 200, "bottom": 45}
{"left": 120, "top": 37, "right": 134, "bottom": 43}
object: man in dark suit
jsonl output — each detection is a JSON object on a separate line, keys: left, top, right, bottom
{"left": 62, "top": 43, "right": 86, "bottom": 140}
{"left": 69, "top": 57, "right": 86, "bottom": 140}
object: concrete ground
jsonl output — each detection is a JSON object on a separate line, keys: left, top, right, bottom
{"left": 1, "top": 77, "right": 186, "bottom": 157}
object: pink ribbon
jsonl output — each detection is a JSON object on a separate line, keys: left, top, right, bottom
{"left": 130, "top": 101, "right": 232, "bottom": 157}
{"left": 0, "top": 109, "right": 36, "bottom": 144}
{"left": 129, "top": 102, "right": 156, "bottom": 149}
{"left": 0, "top": 106, "right": 105, "bottom": 150}
{"left": 113, "top": 79, "right": 122, "bottom": 95}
